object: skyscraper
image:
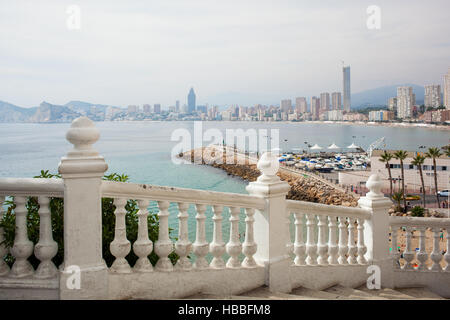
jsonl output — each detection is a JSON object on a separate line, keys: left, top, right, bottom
{"left": 175, "top": 100, "right": 180, "bottom": 112}
{"left": 397, "top": 86, "right": 414, "bottom": 119}
{"left": 281, "top": 99, "right": 292, "bottom": 113}
{"left": 311, "top": 96, "right": 320, "bottom": 120}
{"left": 295, "top": 97, "right": 308, "bottom": 113}
{"left": 320, "top": 93, "right": 330, "bottom": 111}
{"left": 188, "top": 88, "right": 196, "bottom": 113}
{"left": 388, "top": 97, "right": 397, "bottom": 112}
{"left": 424, "top": 84, "right": 441, "bottom": 108}
{"left": 331, "top": 92, "right": 341, "bottom": 110}
{"left": 444, "top": 68, "right": 450, "bottom": 110}
{"left": 343, "top": 66, "right": 351, "bottom": 111}
{"left": 153, "top": 104, "right": 161, "bottom": 114}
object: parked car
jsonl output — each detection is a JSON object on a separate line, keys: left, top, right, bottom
{"left": 438, "top": 190, "right": 449, "bottom": 197}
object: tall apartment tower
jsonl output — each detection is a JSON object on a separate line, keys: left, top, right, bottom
{"left": 295, "top": 97, "right": 308, "bottom": 113}
{"left": 444, "top": 67, "right": 450, "bottom": 109}
{"left": 311, "top": 96, "right": 320, "bottom": 120}
{"left": 388, "top": 97, "right": 397, "bottom": 112}
{"left": 175, "top": 100, "right": 180, "bottom": 112}
{"left": 281, "top": 99, "right": 292, "bottom": 113}
{"left": 153, "top": 104, "right": 161, "bottom": 114}
{"left": 188, "top": 88, "right": 196, "bottom": 113}
{"left": 343, "top": 66, "right": 351, "bottom": 111}
{"left": 424, "top": 85, "right": 441, "bottom": 108}
{"left": 320, "top": 93, "right": 330, "bottom": 111}
{"left": 331, "top": 92, "right": 342, "bottom": 110}
{"left": 397, "top": 86, "right": 414, "bottom": 119}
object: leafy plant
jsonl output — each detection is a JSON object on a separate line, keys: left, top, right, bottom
{"left": 0, "top": 171, "right": 178, "bottom": 269}
{"left": 411, "top": 206, "right": 425, "bottom": 217}
{"left": 392, "top": 191, "right": 404, "bottom": 212}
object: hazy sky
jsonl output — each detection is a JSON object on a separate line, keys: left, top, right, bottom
{"left": 1, "top": 0, "right": 449, "bottom": 107}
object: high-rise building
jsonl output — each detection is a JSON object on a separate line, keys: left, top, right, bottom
{"left": 388, "top": 97, "right": 397, "bottom": 112}
{"left": 153, "top": 104, "right": 161, "bottom": 114}
{"left": 295, "top": 97, "right": 308, "bottom": 113}
{"left": 281, "top": 99, "right": 292, "bottom": 113}
{"left": 424, "top": 85, "right": 442, "bottom": 108}
{"left": 320, "top": 92, "right": 330, "bottom": 111}
{"left": 311, "top": 96, "right": 320, "bottom": 120}
{"left": 343, "top": 66, "right": 351, "bottom": 111}
{"left": 331, "top": 92, "right": 341, "bottom": 110}
{"left": 397, "top": 86, "right": 414, "bottom": 119}
{"left": 175, "top": 100, "right": 180, "bottom": 112}
{"left": 143, "top": 104, "right": 151, "bottom": 114}
{"left": 127, "top": 105, "right": 138, "bottom": 114}
{"left": 444, "top": 68, "right": 450, "bottom": 109}
{"left": 188, "top": 88, "right": 196, "bottom": 113}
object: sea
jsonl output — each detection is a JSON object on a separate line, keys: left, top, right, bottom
{"left": 0, "top": 121, "right": 448, "bottom": 255}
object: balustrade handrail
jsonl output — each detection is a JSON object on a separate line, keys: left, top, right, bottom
{"left": 101, "top": 180, "right": 266, "bottom": 210}
{"left": 286, "top": 199, "right": 371, "bottom": 219}
{"left": 0, "top": 178, "right": 64, "bottom": 197}
{"left": 389, "top": 216, "right": 450, "bottom": 228}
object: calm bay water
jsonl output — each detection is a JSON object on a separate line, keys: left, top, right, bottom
{"left": 0, "top": 121, "right": 448, "bottom": 250}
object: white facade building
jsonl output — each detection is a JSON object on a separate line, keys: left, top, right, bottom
{"left": 424, "top": 84, "right": 442, "bottom": 108}
{"left": 444, "top": 67, "right": 450, "bottom": 110}
{"left": 396, "top": 86, "right": 415, "bottom": 119}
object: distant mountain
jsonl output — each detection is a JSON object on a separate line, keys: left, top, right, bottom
{"left": 29, "top": 101, "right": 81, "bottom": 122}
{"left": 64, "top": 100, "right": 121, "bottom": 114}
{"left": 351, "top": 84, "right": 425, "bottom": 109}
{"left": 0, "top": 101, "right": 36, "bottom": 122}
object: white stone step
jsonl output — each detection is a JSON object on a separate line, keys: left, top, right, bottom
{"left": 239, "top": 286, "right": 322, "bottom": 300}
{"left": 356, "top": 285, "right": 416, "bottom": 300}
{"left": 291, "top": 286, "right": 342, "bottom": 299}
{"left": 394, "top": 287, "right": 446, "bottom": 300}
{"left": 323, "top": 285, "right": 387, "bottom": 300}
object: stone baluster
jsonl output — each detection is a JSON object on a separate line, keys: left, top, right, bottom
{"left": 337, "top": 216, "right": 348, "bottom": 265}
{"left": 155, "top": 201, "right": 173, "bottom": 271}
{"left": 390, "top": 226, "right": 401, "bottom": 269}
{"left": 286, "top": 212, "right": 294, "bottom": 256}
{"left": 110, "top": 198, "right": 131, "bottom": 273}
{"left": 356, "top": 218, "right": 367, "bottom": 264}
{"left": 347, "top": 217, "right": 357, "bottom": 265}
{"left": 416, "top": 227, "right": 428, "bottom": 271}
{"left": 226, "top": 207, "right": 242, "bottom": 268}
{"left": 444, "top": 231, "right": 450, "bottom": 272}
{"left": 402, "top": 226, "right": 414, "bottom": 270}
{"left": 317, "top": 215, "right": 328, "bottom": 265}
{"left": 242, "top": 208, "right": 257, "bottom": 268}
{"left": 327, "top": 216, "right": 338, "bottom": 265}
{"left": 10, "top": 196, "right": 34, "bottom": 277}
{"left": 305, "top": 214, "right": 318, "bottom": 265}
{"left": 0, "top": 196, "right": 10, "bottom": 276}
{"left": 209, "top": 205, "right": 225, "bottom": 269}
{"left": 175, "top": 202, "right": 192, "bottom": 270}
{"left": 34, "top": 196, "right": 58, "bottom": 278}
{"left": 294, "top": 212, "right": 306, "bottom": 266}
{"left": 430, "top": 227, "right": 442, "bottom": 271}
{"left": 133, "top": 199, "right": 153, "bottom": 272}
{"left": 193, "top": 204, "right": 209, "bottom": 269}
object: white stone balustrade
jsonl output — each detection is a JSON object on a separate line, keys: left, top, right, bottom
{"left": 209, "top": 205, "right": 225, "bottom": 269}
{"left": 154, "top": 201, "right": 173, "bottom": 272}
{"left": 0, "top": 196, "right": 10, "bottom": 276}
{"left": 110, "top": 198, "right": 131, "bottom": 273}
{"left": 133, "top": 199, "right": 153, "bottom": 272}
{"left": 226, "top": 207, "right": 242, "bottom": 268}
{"left": 175, "top": 202, "right": 192, "bottom": 270}
{"left": 193, "top": 204, "right": 209, "bottom": 269}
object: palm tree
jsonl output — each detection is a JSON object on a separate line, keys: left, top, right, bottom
{"left": 411, "top": 154, "right": 426, "bottom": 208}
{"left": 442, "top": 145, "right": 450, "bottom": 157}
{"left": 379, "top": 151, "right": 394, "bottom": 197}
{"left": 425, "top": 147, "right": 442, "bottom": 208}
{"left": 393, "top": 150, "right": 408, "bottom": 212}
{"left": 392, "top": 191, "right": 404, "bottom": 213}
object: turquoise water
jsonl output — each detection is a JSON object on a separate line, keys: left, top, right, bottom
{"left": 0, "top": 121, "right": 448, "bottom": 255}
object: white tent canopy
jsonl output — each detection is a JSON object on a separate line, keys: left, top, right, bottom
{"left": 328, "top": 143, "right": 340, "bottom": 149}
{"left": 310, "top": 144, "right": 322, "bottom": 150}
{"left": 347, "top": 143, "right": 359, "bottom": 149}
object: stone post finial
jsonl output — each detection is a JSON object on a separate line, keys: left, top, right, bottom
{"left": 256, "top": 152, "right": 280, "bottom": 183}
{"left": 65, "top": 116, "right": 101, "bottom": 157}
{"left": 365, "top": 174, "right": 384, "bottom": 199}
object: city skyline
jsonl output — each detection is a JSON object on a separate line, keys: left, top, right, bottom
{"left": 1, "top": 1, "right": 449, "bottom": 107}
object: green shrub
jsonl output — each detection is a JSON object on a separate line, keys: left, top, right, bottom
{"left": 411, "top": 206, "right": 425, "bottom": 217}
{"left": 0, "top": 171, "right": 178, "bottom": 269}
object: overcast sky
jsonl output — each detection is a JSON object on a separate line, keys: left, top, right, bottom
{"left": 1, "top": 0, "right": 449, "bottom": 107}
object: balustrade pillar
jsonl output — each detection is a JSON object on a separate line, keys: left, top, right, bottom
{"left": 317, "top": 215, "right": 328, "bottom": 265}
{"left": 403, "top": 226, "right": 414, "bottom": 270}
{"left": 337, "top": 216, "right": 348, "bottom": 265}
{"left": 390, "top": 226, "right": 401, "bottom": 269}
{"left": 110, "top": 198, "right": 131, "bottom": 273}
{"left": 226, "top": 207, "right": 242, "bottom": 268}
{"left": 0, "top": 196, "right": 10, "bottom": 276}
{"left": 347, "top": 217, "right": 357, "bottom": 265}
{"left": 286, "top": 212, "right": 294, "bottom": 256}
{"left": 209, "top": 205, "right": 225, "bottom": 269}
{"left": 133, "top": 199, "right": 153, "bottom": 272}
{"left": 416, "top": 227, "right": 428, "bottom": 271}
{"left": 328, "top": 216, "right": 338, "bottom": 265}
{"left": 10, "top": 196, "right": 34, "bottom": 277}
{"left": 294, "top": 212, "right": 306, "bottom": 266}
{"left": 356, "top": 218, "right": 367, "bottom": 264}
{"left": 430, "top": 227, "right": 442, "bottom": 271}
{"left": 34, "top": 196, "right": 58, "bottom": 278}
{"left": 193, "top": 204, "right": 209, "bottom": 269}
{"left": 242, "top": 208, "right": 257, "bottom": 268}
{"left": 58, "top": 117, "right": 108, "bottom": 299}
{"left": 175, "top": 202, "right": 192, "bottom": 270}
{"left": 155, "top": 201, "right": 173, "bottom": 271}
{"left": 305, "top": 214, "right": 318, "bottom": 265}
{"left": 444, "top": 230, "right": 450, "bottom": 272}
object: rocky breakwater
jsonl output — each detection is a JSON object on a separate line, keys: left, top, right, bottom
{"left": 180, "top": 147, "right": 358, "bottom": 207}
